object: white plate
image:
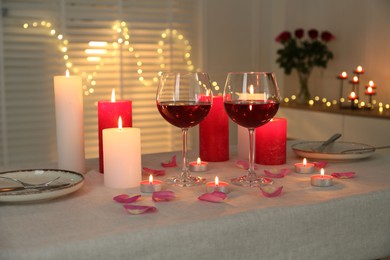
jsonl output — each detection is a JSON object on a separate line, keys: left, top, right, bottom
{"left": 291, "top": 141, "right": 375, "bottom": 161}
{"left": 0, "top": 169, "right": 84, "bottom": 202}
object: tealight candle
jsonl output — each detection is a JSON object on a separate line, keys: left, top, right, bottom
{"left": 311, "top": 168, "right": 334, "bottom": 187}
{"left": 189, "top": 157, "right": 208, "bottom": 172}
{"left": 206, "top": 176, "right": 229, "bottom": 193}
{"left": 140, "top": 175, "right": 163, "bottom": 193}
{"left": 294, "top": 158, "right": 315, "bottom": 174}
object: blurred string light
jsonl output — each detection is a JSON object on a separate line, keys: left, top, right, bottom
{"left": 22, "top": 20, "right": 200, "bottom": 93}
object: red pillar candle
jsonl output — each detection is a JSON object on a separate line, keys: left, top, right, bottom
{"left": 199, "top": 96, "right": 229, "bottom": 162}
{"left": 98, "top": 89, "right": 132, "bottom": 173}
{"left": 255, "top": 118, "right": 287, "bottom": 165}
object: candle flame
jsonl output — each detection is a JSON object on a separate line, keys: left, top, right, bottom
{"left": 149, "top": 174, "right": 153, "bottom": 184}
{"left": 303, "top": 158, "right": 307, "bottom": 166}
{"left": 111, "top": 88, "right": 116, "bottom": 102}
{"left": 350, "top": 92, "right": 356, "bottom": 98}
{"left": 367, "top": 86, "right": 373, "bottom": 93}
{"left": 356, "top": 65, "right": 363, "bottom": 73}
{"left": 249, "top": 104, "right": 253, "bottom": 111}
{"left": 215, "top": 176, "right": 219, "bottom": 186}
{"left": 249, "top": 84, "right": 254, "bottom": 94}
{"left": 320, "top": 168, "right": 325, "bottom": 177}
{"left": 65, "top": 69, "right": 70, "bottom": 77}
{"left": 197, "top": 157, "right": 201, "bottom": 165}
{"left": 118, "top": 116, "right": 123, "bottom": 130}
{"left": 352, "top": 76, "right": 359, "bottom": 83}
{"left": 368, "top": 80, "right": 375, "bottom": 87}
{"left": 341, "top": 71, "right": 347, "bottom": 78}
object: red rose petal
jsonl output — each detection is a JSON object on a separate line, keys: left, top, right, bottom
{"left": 142, "top": 167, "right": 166, "bottom": 176}
{"left": 113, "top": 194, "right": 141, "bottom": 204}
{"left": 259, "top": 186, "right": 283, "bottom": 198}
{"left": 198, "top": 191, "right": 227, "bottom": 203}
{"left": 236, "top": 160, "right": 258, "bottom": 170}
{"left": 161, "top": 155, "right": 177, "bottom": 167}
{"left": 123, "top": 205, "right": 157, "bottom": 215}
{"left": 152, "top": 190, "right": 176, "bottom": 202}
{"left": 314, "top": 161, "right": 328, "bottom": 168}
{"left": 264, "top": 169, "right": 290, "bottom": 178}
{"left": 331, "top": 172, "right": 356, "bottom": 179}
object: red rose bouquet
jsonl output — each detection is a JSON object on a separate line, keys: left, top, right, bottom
{"left": 275, "top": 28, "right": 335, "bottom": 103}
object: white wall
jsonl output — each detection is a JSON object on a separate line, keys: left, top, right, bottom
{"left": 200, "top": 0, "right": 390, "bottom": 145}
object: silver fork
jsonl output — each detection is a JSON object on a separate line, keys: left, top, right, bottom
{"left": 0, "top": 176, "right": 60, "bottom": 188}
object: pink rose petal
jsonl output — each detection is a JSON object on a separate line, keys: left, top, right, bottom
{"left": 264, "top": 169, "right": 290, "bottom": 178}
{"left": 198, "top": 191, "right": 227, "bottom": 203}
{"left": 236, "top": 160, "right": 258, "bottom": 170}
{"left": 161, "top": 155, "right": 177, "bottom": 167}
{"left": 314, "top": 161, "right": 328, "bottom": 168}
{"left": 259, "top": 186, "right": 283, "bottom": 198}
{"left": 152, "top": 190, "right": 176, "bottom": 202}
{"left": 142, "top": 167, "right": 166, "bottom": 176}
{"left": 113, "top": 194, "right": 141, "bottom": 204}
{"left": 331, "top": 172, "right": 356, "bottom": 179}
{"left": 123, "top": 205, "right": 157, "bottom": 215}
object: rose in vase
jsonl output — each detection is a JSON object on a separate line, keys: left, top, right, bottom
{"left": 275, "top": 28, "right": 335, "bottom": 103}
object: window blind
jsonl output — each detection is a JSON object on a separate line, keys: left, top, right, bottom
{"left": 0, "top": 0, "right": 199, "bottom": 167}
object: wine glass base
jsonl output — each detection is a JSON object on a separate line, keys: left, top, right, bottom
{"left": 231, "top": 175, "right": 273, "bottom": 187}
{"left": 166, "top": 176, "right": 206, "bottom": 187}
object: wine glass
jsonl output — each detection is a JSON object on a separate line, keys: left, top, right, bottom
{"left": 156, "top": 72, "right": 213, "bottom": 187}
{"left": 223, "top": 72, "right": 280, "bottom": 187}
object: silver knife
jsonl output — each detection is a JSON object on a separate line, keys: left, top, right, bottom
{"left": 0, "top": 183, "right": 71, "bottom": 193}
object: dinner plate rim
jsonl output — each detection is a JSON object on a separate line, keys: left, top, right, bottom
{"left": 291, "top": 141, "right": 375, "bottom": 160}
{"left": 0, "top": 168, "right": 84, "bottom": 203}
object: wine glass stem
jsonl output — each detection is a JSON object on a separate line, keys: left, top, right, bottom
{"left": 247, "top": 128, "right": 256, "bottom": 181}
{"left": 180, "top": 128, "right": 189, "bottom": 179}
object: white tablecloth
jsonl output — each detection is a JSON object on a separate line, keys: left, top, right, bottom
{"left": 1, "top": 141, "right": 390, "bottom": 260}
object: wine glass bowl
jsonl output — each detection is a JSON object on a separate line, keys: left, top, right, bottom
{"left": 223, "top": 72, "right": 280, "bottom": 187}
{"left": 156, "top": 72, "right": 212, "bottom": 187}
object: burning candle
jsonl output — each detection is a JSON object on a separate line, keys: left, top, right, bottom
{"left": 189, "top": 157, "right": 208, "bottom": 172}
{"left": 98, "top": 88, "right": 132, "bottom": 173}
{"left": 255, "top": 118, "right": 287, "bottom": 165}
{"left": 348, "top": 91, "right": 358, "bottom": 100}
{"left": 350, "top": 76, "right": 359, "bottom": 84}
{"left": 206, "top": 176, "right": 229, "bottom": 193}
{"left": 294, "top": 158, "right": 315, "bottom": 174}
{"left": 337, "top": 71, "right": 348, "bottom": 79}
{"left": 311, "top": 168, "right": 334, "bottom": 187}
{"left": 365, "top": 86, "right": 375, "bottom": 95}
{"left": 199, "top": 95, "right": 229, "bottom": 162}
{"left": 103, "top": 117, "right": 141, "bottom": 188}
{"left": 354, "top": 65, "right": 364, "bottom": 74}
{"left": 140, "top": 174, "right": 163, "bottom": 193}
{"left": 53, "top": 70, "right": 86, "bottom": 173}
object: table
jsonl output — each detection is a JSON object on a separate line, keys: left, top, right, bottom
{"left": 1, "top": 141, "right": 390, "bottom": 260}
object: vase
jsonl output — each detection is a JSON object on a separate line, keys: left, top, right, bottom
{"left": 297, "top": 72, "right": 311, "bottom": 104}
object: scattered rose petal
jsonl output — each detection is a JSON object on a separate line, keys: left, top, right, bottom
{"left": 264, "top": 169, "right": 290, "bottom": 178}
{"left": 113, "top": 194, "right": 141, "bottom": 204}
{"left": 314, "top": 161, "right": 328, "bottom": 168}
{"left": 161, "top": 155, "right": 177, "bottom": 167}
{"left": 123, "top": 205, "right": 157, "bottom": 215}
{"left": 152, "top": 190, "right": 176, "bottom": 202}
{"left": 236, "top": 160, "right": 258, "bottom": 170}
{"left": 198, "top": 191, "right": 227, "bottom": 203}
{"left": 259, "top": 186, "right": 283, "bottom": 198}
{"left": 142, "top": 167, "right": 166, "bottom": 176}
{"left": 331, "top": 172, "right": 356, "bottom": 179}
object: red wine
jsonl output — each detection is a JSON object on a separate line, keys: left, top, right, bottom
{"left": 224, "top": 101, "right": 279, "bottom": 128}
{"left": 157, "top": 101, "right": 211, "bottom": 128}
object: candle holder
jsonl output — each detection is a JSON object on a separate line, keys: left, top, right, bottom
{"left": 311, "top": 169, "right": 334, "bottom": 187}
{"left": 337, "top": 72, "right": 348, "bottom": 108}
{"left": 365, "top": 81, "right": 377, "bottom": 108}
{"left": 189, "top": 158, "right": 208, "bottom": 172}
{"left": 206, "top": 176, "right": 230, "bottom": 193}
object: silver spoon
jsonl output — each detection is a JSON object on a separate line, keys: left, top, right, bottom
{"left": 0, "top": 176, "right": 60, "bottom": 188}
{"left": 312, "top": 133, "right": 342, "bottom": 152}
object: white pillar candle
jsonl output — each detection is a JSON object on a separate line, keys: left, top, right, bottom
{"left": 103, "top": 118, "right": 141, "bottom": 188}
{"left": 53, "top": 70, "right": 86, "bottom": 173}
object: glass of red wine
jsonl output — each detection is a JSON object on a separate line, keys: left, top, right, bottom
{"left": 156, "top": 72, "right": 212, "bottom": 187}
{"left": 223, "top": 72, "right": 280, "bottom": 187}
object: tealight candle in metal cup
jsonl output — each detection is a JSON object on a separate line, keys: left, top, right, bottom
{"left": 140, "top": 175, "right": 162, "bottom": 193}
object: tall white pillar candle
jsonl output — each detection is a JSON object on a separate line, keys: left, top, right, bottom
{"left": 103, "top": 122, "right": 142, "bottom": 188}
{"left": 53, "top": 70, "right": 86, "bottom": 173}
